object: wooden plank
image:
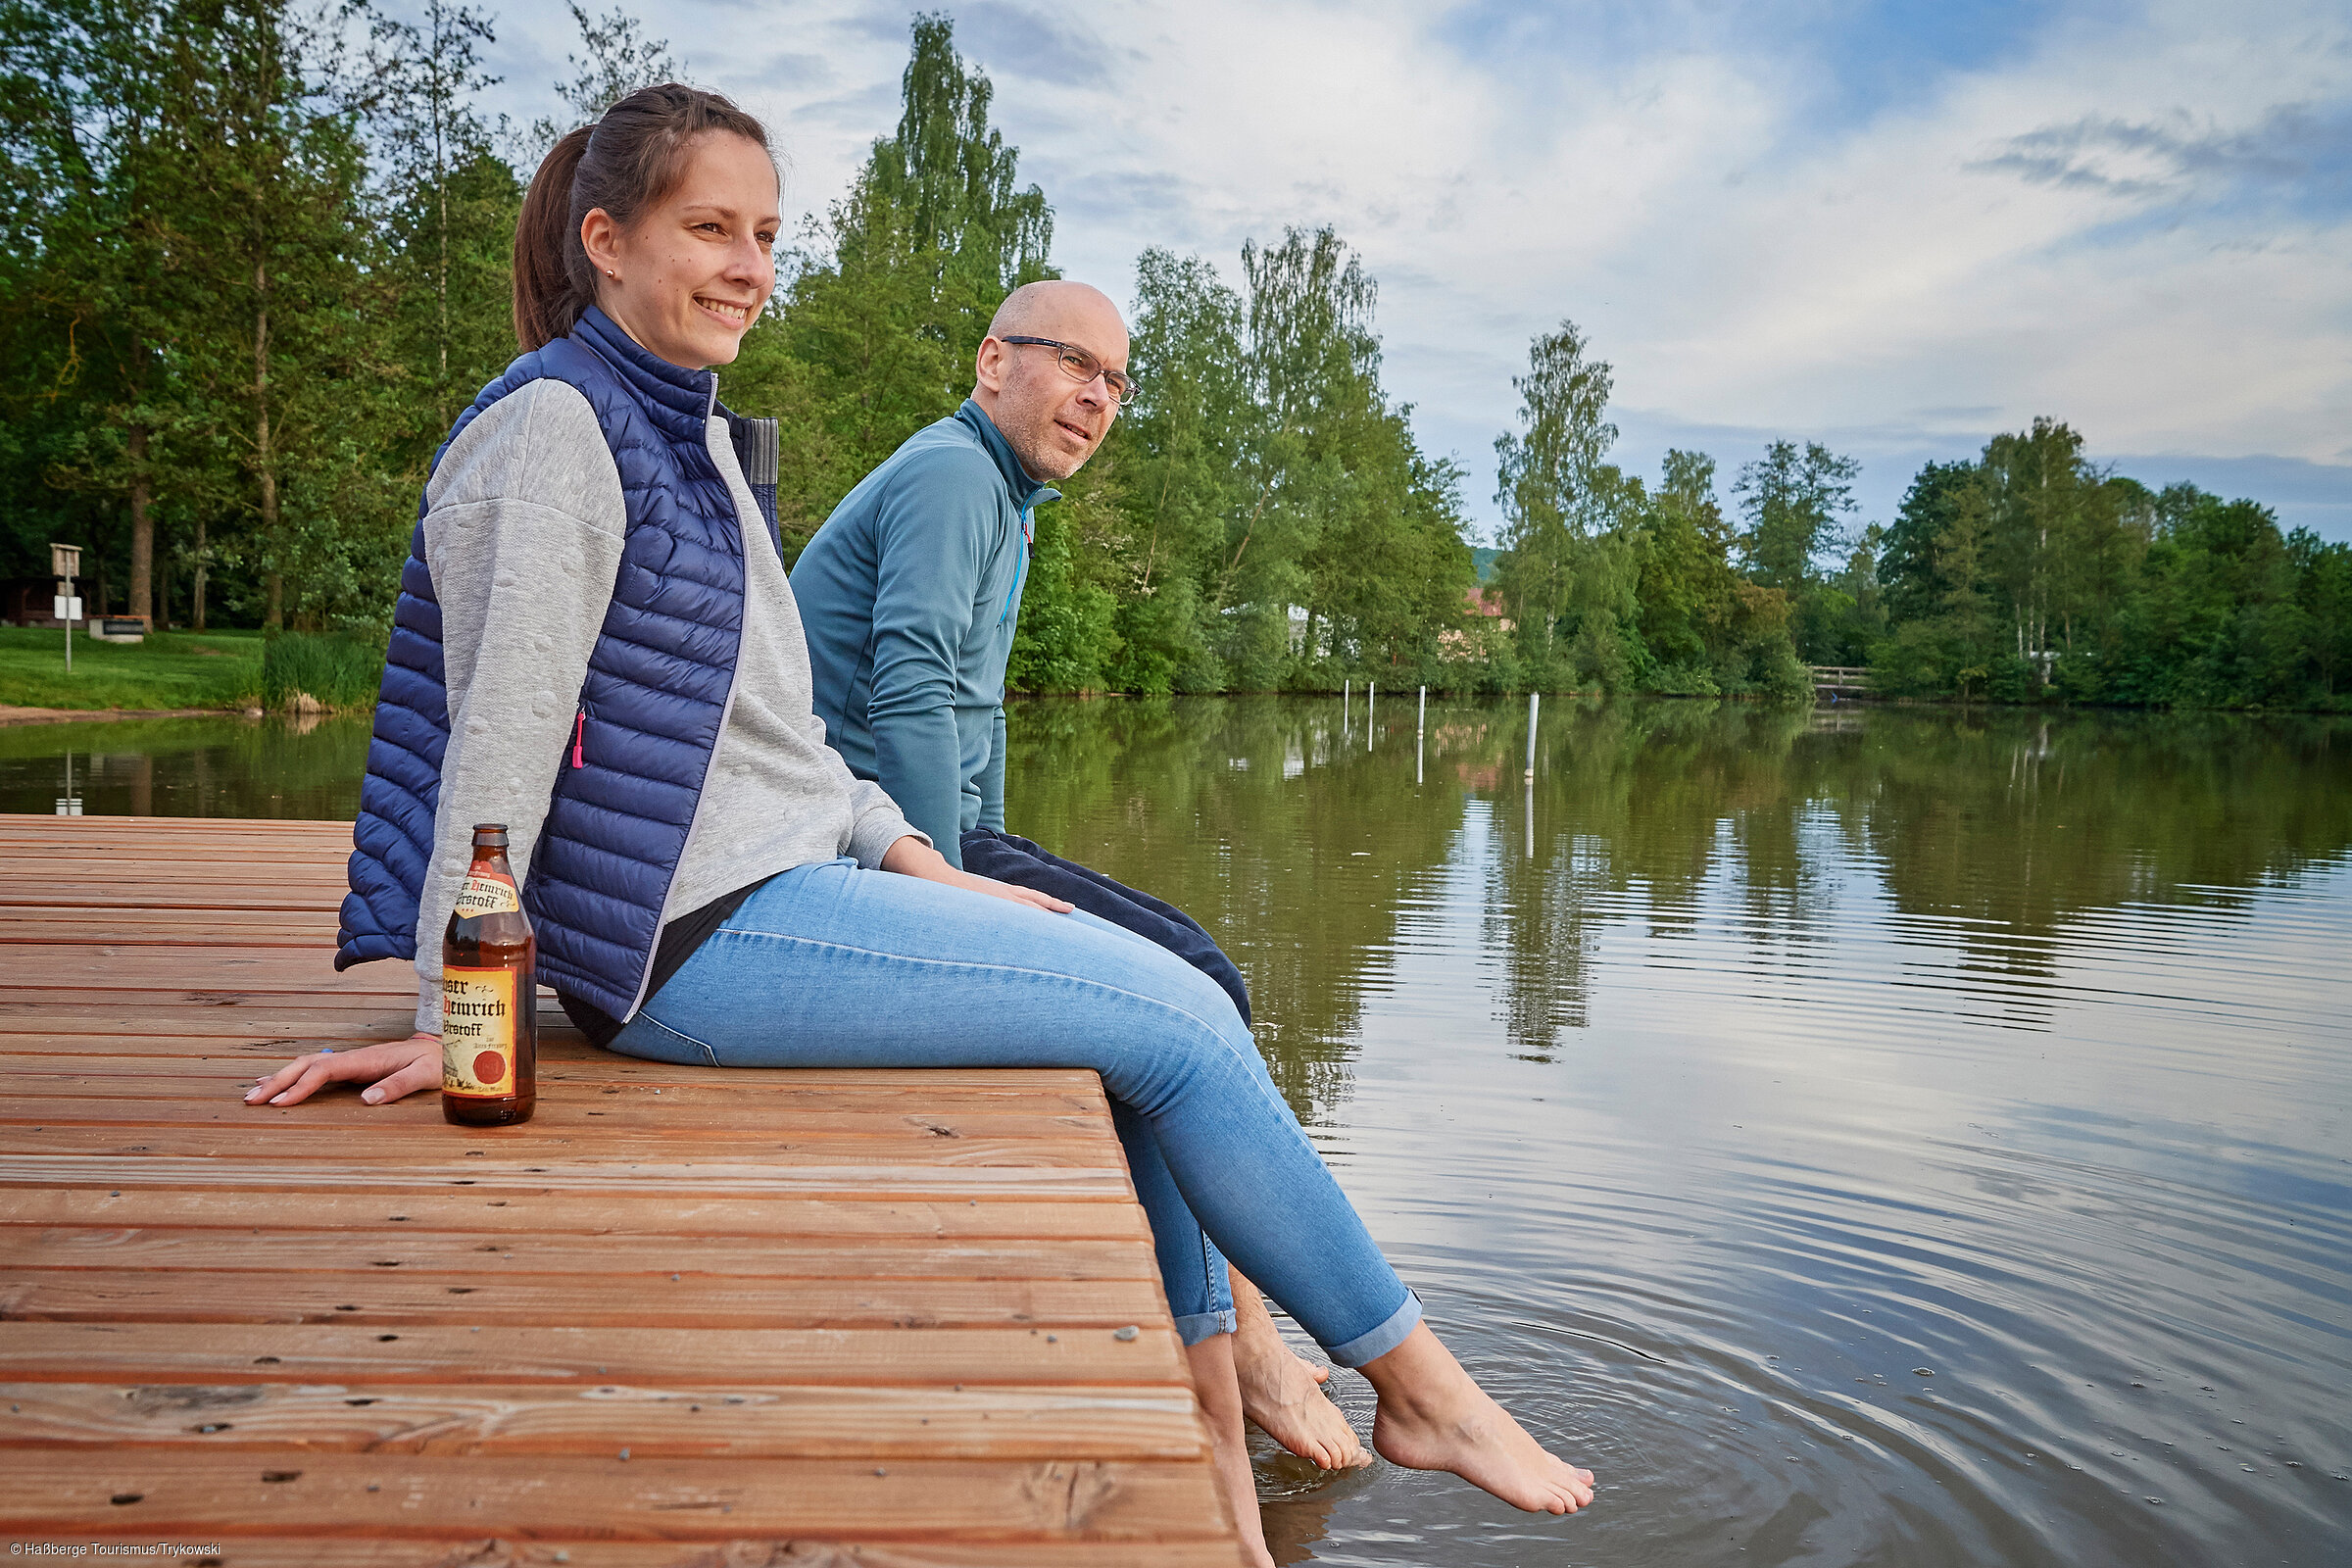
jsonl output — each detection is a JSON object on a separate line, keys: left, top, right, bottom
{"left": 0, "top": 1013, "right": 459, "bottom": 1042}
{"left": 0, "top": 1322, "right": 1188, "bottom": 1386}
{"left": 0, "top": 1452, "right": 1235, "bottom": 1542}
{"left": 0, "top": 951, "right": 409, "bottom": 991}
{"left": 0, "top": 889, "right": 345, "bottom": 910}
{"left": 2, "top": 1126, "right": 1119, "bottom": 1167}
{"left": 0, "top": 1380, "right": 1206, "bottom": 1459}
{"left": 0, "top": 1537, "right": 1249, "bottom": 1568}
{"left": 3, "top": 1226, "right": 1152, "bottom": 1279}
{"left": 0, "top": 1189, "right": 1152, "bottom": 1240}
{"left": 0, "top": 1095, "right": 1113, "bottom": 1139}
{"left": 1, "top": 1058, "right": 1113, "bottom": 1107}
{"left": 0, "top": 1155, "right": 1135, "bottom": 1200}
{"left": 0, "top": 1268, "right": 1166, "bottom": 1329}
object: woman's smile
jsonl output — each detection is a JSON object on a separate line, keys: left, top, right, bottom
{"left": 693, "top": 294, "right": 754, "bottom": 328}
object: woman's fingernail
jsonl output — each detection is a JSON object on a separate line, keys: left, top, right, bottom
{"left": 362, "top": 1088, "right": 382, "bottom": 1104}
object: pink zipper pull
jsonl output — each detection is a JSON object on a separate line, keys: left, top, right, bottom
{"left": 571, "top": 711, "right": 586, "bottom": 768}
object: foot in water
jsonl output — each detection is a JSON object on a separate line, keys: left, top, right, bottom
{"left": 1361, "top": 1323, "right": 1595, "bottom": 1514}
{"left": 1237, "top": 1334, "right": 1368, "bottom": 1470}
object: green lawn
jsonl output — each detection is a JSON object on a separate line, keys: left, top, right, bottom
{"left": 0, "top": 625, "right": 263, "bottom": 710}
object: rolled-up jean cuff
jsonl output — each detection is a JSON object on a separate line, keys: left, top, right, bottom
{"left": 1174, "top": 1307, "right": 1239, "bottom": 1346}
{"left": 1324, "top": 1289, "right": 1422, "bottom": 1368}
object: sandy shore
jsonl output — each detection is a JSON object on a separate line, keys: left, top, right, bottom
{"left": 0, "top": 704, "right": 246, "bottom": 726}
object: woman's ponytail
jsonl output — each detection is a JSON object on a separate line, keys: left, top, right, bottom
{"left": 514, "top": 125, "right": 595, "bottom": 352}
{"left": 509, "top": 85, "right": 775, "bottom": 354}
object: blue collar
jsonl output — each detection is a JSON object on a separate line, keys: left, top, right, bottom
{"left": 574, "top": 307, "right": 719, "bottom": 444}
{"left": 956, "top": 399, "right": 1060, "bottom": 516}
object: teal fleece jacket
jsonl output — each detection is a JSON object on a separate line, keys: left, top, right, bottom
{"left": 791, "top": 400, "right": 1057, "bottom": 869}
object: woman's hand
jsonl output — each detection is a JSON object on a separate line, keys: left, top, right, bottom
{"left": 880, "top": 835, "right": 1075, "bottom": 915}
{"left": 246, "top": 1033, "right": 441, "bottom": 1108}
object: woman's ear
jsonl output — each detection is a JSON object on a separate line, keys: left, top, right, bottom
{"left": 579, "top": 208, "right": 621, "bottom": 283}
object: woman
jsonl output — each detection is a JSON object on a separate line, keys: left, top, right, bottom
{"left": 250, "top": 84, "right": 1594, "bottom": 1557}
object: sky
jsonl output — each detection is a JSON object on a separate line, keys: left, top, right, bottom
{"left": 445, "top": 0, "right": 2352, "bottom": 543}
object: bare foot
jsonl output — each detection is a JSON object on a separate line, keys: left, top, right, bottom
{"left": 1230, "top": 1266, "right": 1369, "bottom": 1470}
{"left": 1236, "top": 1331, "right": 1367, "bottom": 1470}
{"left": 1361, "top": 1323, "right": 1595, "bottom": 1515}
{"left": 1189, "top": 1335, "right": 1277, "bottom": 1568}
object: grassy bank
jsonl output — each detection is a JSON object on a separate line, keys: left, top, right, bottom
{"left": 0, "top": 626, "right": 263, "bottom": 710}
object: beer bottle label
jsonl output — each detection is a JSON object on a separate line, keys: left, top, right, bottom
{"left": 454, "top": 872, "right": 521, "bottom": 918}
{"left": 442, "top": 969, "right": 517, "bottom": 1098}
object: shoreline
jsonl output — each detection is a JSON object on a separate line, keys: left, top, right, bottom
{"left": 0, "top": 703, "right": 249, "bottom": 727}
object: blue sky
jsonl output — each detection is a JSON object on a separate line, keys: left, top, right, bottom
{"left": 447, "top": 0, "right": 2352, "bottom": 542}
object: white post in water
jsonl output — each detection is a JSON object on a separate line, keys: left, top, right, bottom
{"left": 1343, "top": 678, "right": 1350, "bottom": 735}
{"left": 1525, "top": 691, "right": 1540, "bottom": 779}
{"left": 1367, "top": 682, "right": 1375, "bottom": 750}
{"left": 1415, "top": 685, "right": 1427, "bottom": 784}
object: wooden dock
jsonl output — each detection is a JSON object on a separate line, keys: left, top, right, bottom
{"left": 0, "top": 812, "right": 1247, "bottom": 1566}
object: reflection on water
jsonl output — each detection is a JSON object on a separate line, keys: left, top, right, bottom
{"left": 0, "top": 712, "right": 372, "bottom": 819}
{"left": 6, "top": 697, "right": 2346, "bottom": 1565}
{"left": 1007, "top": 697, "right": 2352, "bottom": 1568}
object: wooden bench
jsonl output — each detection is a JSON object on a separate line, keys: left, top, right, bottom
{"left": 0, "top": 812, "right": 1247, "bottom": 1565}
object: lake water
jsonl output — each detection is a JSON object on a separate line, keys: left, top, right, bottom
{"left": 6, "top": 697, "right": 2347, "bottom": 1567}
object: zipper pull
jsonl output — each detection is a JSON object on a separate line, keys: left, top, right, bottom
{"left": 571, "top": 710, "right": 586, "bottom": 769}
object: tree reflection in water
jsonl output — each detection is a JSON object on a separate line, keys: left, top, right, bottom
{"left": 1004, "top": 696, "right": 2351, "bottom": 1110}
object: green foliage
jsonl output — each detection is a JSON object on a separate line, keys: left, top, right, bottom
{"left": 261, "top": 628, "right": 384, "bottom": 709}
{"left": 1491, "top": 325, "right": 1809, "bottom": 698}
{"left": 1868, "top": 434, "right": 2345, "bottom": 710}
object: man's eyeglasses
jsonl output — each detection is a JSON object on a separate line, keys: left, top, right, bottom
{"left": 999, "top": 335, "right": 1140, "bottom": 407}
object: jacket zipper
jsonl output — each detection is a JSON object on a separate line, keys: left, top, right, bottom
{"left": 571, "top": 710, "right": 587, "bottom": 768}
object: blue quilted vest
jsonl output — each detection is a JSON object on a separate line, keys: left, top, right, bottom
{"left": 335, "top": 308, "right": 777, "bottom": 1022}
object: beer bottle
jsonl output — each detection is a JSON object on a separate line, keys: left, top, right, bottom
{"left": 440, "top": 823, "right": 537, "bottom": 1126}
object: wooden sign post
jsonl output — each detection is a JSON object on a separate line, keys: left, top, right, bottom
{"left": 49, "top": 542, "right": 81, "bottom": 673}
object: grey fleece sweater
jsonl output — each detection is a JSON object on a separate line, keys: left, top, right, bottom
{"left": 410, "top": 378, "right": 924, "bottom": 1033}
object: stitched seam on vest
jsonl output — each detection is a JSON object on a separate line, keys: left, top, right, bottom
{"left": 572, "top": 709, "right": 723, "bottom": 748}
{"left": 541, "top": 803, "right": 687, "bottom": 847}
{"left": 591, "top": 625, "right": 741, "bottom": 664}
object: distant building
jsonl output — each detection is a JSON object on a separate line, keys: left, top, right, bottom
{"left": 1463, "top": 584, "right": 1512, "bottom": 631}
{"left": 1441, "top": 585, "right": 1512, "bottom": 658}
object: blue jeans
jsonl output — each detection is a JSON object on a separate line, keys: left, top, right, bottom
{"left": 959, "top": 828, "right": 1253, "bottom": 1025}
{"left": 607, "top": 858, "right": 1421, "bottom": 1365}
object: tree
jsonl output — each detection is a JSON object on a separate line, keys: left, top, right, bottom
{"left": 1492, "top": 319, "right": 1656, "bottom": 688}
{"left": 0, "top": 0, "right": 187, "bottom": 623}
{"left": 867, "top": 12, "right": 1052, "bottom": 304}
{"left": 1733, "top": 438, "right": 1859, "bottom": 662}
{"left": 527, "top": 1, "right": 678, "bottom": 153}
{"left": 752, "top": 12, "right": 1054, "bottom": 537}
{"left": 1493, "top": 319, "right": 1617, "bottom": 673}
{"left": 365, "top": 0, "right": 516, "bottom": 442}
{"left": 1113, "top": 248, "right": 1251, "bottom": 691}
{"left": 1734, "top": 438, "right": 1858, "bottom": 591}
{"left": 160, "top": 0, "right": 381, "bottom": 630}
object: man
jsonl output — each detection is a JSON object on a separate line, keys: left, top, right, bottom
{"left": 791, "top": 280, "right": 1365, "bottom": 1475}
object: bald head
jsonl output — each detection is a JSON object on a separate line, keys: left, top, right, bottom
{"left": 973, "top": 280, "right": 1130, "bottom": 481}
{"left": 988, "top": 280, "right": 1122, "bottom": 343}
